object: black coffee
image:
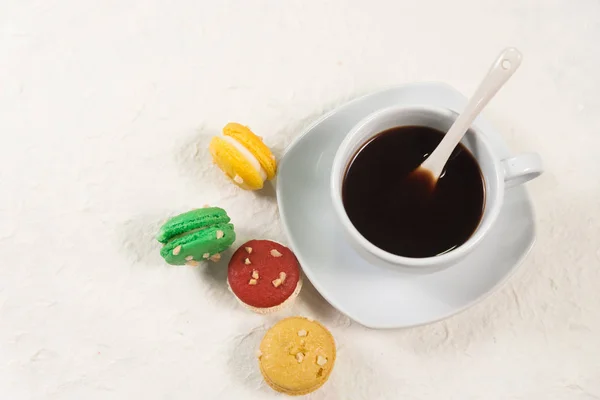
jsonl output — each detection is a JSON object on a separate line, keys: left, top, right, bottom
{"left": 342, "top": 126, "right": 485, "bottom": 258}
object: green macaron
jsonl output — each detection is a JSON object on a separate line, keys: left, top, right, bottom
{"left": 157, "top": 207, "right": 236, "bottom": 265}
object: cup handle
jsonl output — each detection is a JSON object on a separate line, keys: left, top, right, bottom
{"left": 501, "top": 152, "right": 543, "bottom": 188}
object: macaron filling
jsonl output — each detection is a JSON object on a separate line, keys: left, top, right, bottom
{"left": 222, "top": 136, "right": 267, "bottom": 181}
{"left": 166, "top": 226, "right": 208, "bottom": 241}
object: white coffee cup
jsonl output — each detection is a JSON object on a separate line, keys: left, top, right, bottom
{"left": 330, "top": 105, "right": 543, "bottom": 272}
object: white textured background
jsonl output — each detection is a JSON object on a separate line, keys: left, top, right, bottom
{"left": 1, "top": 0, "right": 599, "bottom": 399}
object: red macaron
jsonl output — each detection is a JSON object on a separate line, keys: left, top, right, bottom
{"left": 227, "top": 240, "right": 302, "bottom": 313}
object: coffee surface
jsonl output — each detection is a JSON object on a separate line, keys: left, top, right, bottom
{"left": 342, "top": 126, "right": 485, "bottom": 258}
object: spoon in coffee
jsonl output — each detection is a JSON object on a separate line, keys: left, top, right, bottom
{"left": 414, "top": 47, "right": 522, "bottom": 186}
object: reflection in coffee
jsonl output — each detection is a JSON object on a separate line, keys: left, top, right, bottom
{"left": 342, "top": 126, "right": 485, "bottom": 258}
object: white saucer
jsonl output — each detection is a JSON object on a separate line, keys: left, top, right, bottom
{"left": 276, "top": 82, "right": 536, "bottom": 329}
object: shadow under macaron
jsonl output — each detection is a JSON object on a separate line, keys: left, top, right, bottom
{"left": 226, "top": 321, "right": 280, "bottom": 396}
{"left": 116, "top": 211, "right": 172, "bottom": 266}
{"left": 174, "top": 125, "right": 219, "bottom": 184}
{"left": 294, "top": 277, "right": 353, "bottom": 330}
{"left": 253, "top": 179, "right": 277, "bottom": 200}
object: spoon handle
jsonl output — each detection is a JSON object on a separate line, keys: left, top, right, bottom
{"left": 423, "top": 47, "right": 522, "bottom": 178}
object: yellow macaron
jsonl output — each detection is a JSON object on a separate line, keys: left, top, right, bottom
{"left": 209, "top": 123, "right": 277, "bottom": 190}
{"left": 258, "top": 317, "right": 336, "bottom": 396}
